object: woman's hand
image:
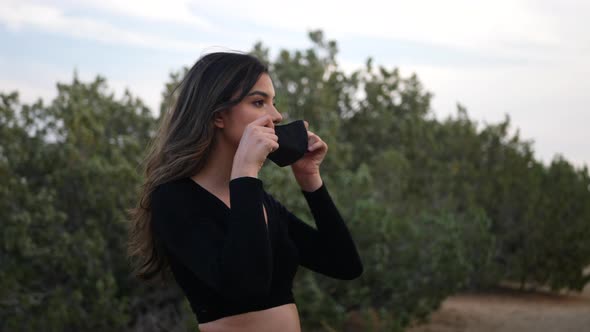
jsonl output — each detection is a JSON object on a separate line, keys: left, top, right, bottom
{"left": 291, "top": 121, "right": 327, "bottom": 191}
{"left": 231, "top": 115, "right": 279, "bottom": 179}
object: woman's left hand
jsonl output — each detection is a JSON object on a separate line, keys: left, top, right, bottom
{"left": 291, "top": 121, "right": 328, "bottom": 180}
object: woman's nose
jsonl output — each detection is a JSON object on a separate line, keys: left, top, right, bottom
{"left": 271, "top": 106, "right": 283, "bottom": 124}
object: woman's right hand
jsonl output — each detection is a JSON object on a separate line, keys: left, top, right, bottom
{"left": 231, "top": 115, "right": 279, "bottom": 179}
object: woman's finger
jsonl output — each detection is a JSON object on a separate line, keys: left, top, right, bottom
{"left": 264, "top": 132, "right": 279, "bottom": 141}
{"left": 308, "top": 141, "right": 321, "bottom": 151}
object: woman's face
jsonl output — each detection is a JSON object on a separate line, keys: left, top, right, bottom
{"left": 215, "top": 73, "right": 283, "bottom": 148}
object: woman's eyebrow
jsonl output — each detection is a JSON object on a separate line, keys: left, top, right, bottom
{"left": 246, "top": 90, "right": 275, "bottom": 99}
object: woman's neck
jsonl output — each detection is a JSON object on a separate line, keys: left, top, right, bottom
{"left": 192, "top": 139, "right": 237, "bottom": 191}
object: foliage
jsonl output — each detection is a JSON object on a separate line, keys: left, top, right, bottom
{"left": 2, "top": 30, "right": 589, "bottom": 331}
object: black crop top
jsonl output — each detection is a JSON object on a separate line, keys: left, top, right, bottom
{"left": 150, "top": 176, "right": 363, "bottom": 324}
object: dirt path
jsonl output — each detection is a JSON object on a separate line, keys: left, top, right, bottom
{"left": 406, "top": 283, "right": 590, "bottom": 332}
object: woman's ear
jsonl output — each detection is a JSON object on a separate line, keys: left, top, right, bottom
{"left": 213, "top": 110, "right": 226, "bottom": 129}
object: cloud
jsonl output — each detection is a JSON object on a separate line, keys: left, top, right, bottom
{"left": 57, "top": 0, "right": 213, "bottom": 29}
{"left": 0, "top": 1, "right": 207, "bottom": 52}
{"left": 198, "top": 0, "right": 587, "bottom": 65}
{"left": 5, "top": 0, "right": 587, "bottom": 65}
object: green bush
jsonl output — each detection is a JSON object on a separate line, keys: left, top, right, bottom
{"left": 1, "top": 30, "right": 589, "bottom": 331}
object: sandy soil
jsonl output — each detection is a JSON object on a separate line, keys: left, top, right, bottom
{"left": 406, "top": 282, "right": 590, "bottom": 332}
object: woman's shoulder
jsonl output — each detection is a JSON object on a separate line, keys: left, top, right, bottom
{"left": 152, "top": 177, "right": 188, "bottom": 197}
{"left": 151, "top": 177, "right": 203, "bottom": 209}
{"left": 151, "top": 177, "right": 228, "bottom": 222}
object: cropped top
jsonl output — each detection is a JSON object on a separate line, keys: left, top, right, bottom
{"left": 150, "top": 176, "right": 363, "bottom": 324}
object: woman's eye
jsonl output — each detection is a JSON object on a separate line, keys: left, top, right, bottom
{"left": 253, "top": 100, "right": 264, "bottom": 107}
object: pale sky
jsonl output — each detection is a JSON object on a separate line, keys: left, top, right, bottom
{"left": 1, "top": 0, "right": 588, "bottom": 169}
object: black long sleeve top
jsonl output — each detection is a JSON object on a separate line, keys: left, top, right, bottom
{"left": 150, "top": 176, "right": 363, "bottom": 324}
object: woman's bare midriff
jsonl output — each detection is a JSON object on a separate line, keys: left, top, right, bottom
{"left": 197, "top": 303, "right": 301, "bottom": 332}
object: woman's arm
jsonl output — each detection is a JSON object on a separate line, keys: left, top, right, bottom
{"left": 270, "top": 180, "right": 363, "bottom": 279}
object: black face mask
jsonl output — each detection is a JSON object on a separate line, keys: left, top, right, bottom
{"left": 267, "top": 119, "right": 308, "bottom": 167}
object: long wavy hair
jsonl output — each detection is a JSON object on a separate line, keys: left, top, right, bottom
{"left": 127, "top": 51, "right": 269, "bottom": 283}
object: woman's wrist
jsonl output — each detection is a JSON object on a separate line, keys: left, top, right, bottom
{"left": 230, "top": 167, "right": 258, "bottom": 180}
{"left": 295, "top": 173, "right": 323, "bottom": 192}
{"left": 230, "top": 158, "right": 259, "bottom": 180}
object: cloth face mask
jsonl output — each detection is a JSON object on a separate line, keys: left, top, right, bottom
{"left": 267, "top": 119, "right": 309, "bottom": 167}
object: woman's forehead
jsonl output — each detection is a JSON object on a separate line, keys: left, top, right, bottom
{"left": 251, "top": 73, "right": 274, "bottom": 93}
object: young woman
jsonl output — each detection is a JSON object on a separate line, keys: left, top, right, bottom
{"left": 127, "top": 51, "right": 363, "bottom": 332}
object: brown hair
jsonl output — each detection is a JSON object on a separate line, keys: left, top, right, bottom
{"left": 126, "top": 51, "right": 268, "bottom": 282}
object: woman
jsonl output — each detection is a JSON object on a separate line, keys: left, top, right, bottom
{"left": 127, "top": 51, "right": 363, "bottom": 332}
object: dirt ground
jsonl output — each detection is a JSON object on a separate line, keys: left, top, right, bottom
{"left": 406, "top": 282, "right": 590, "bottom": 332}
